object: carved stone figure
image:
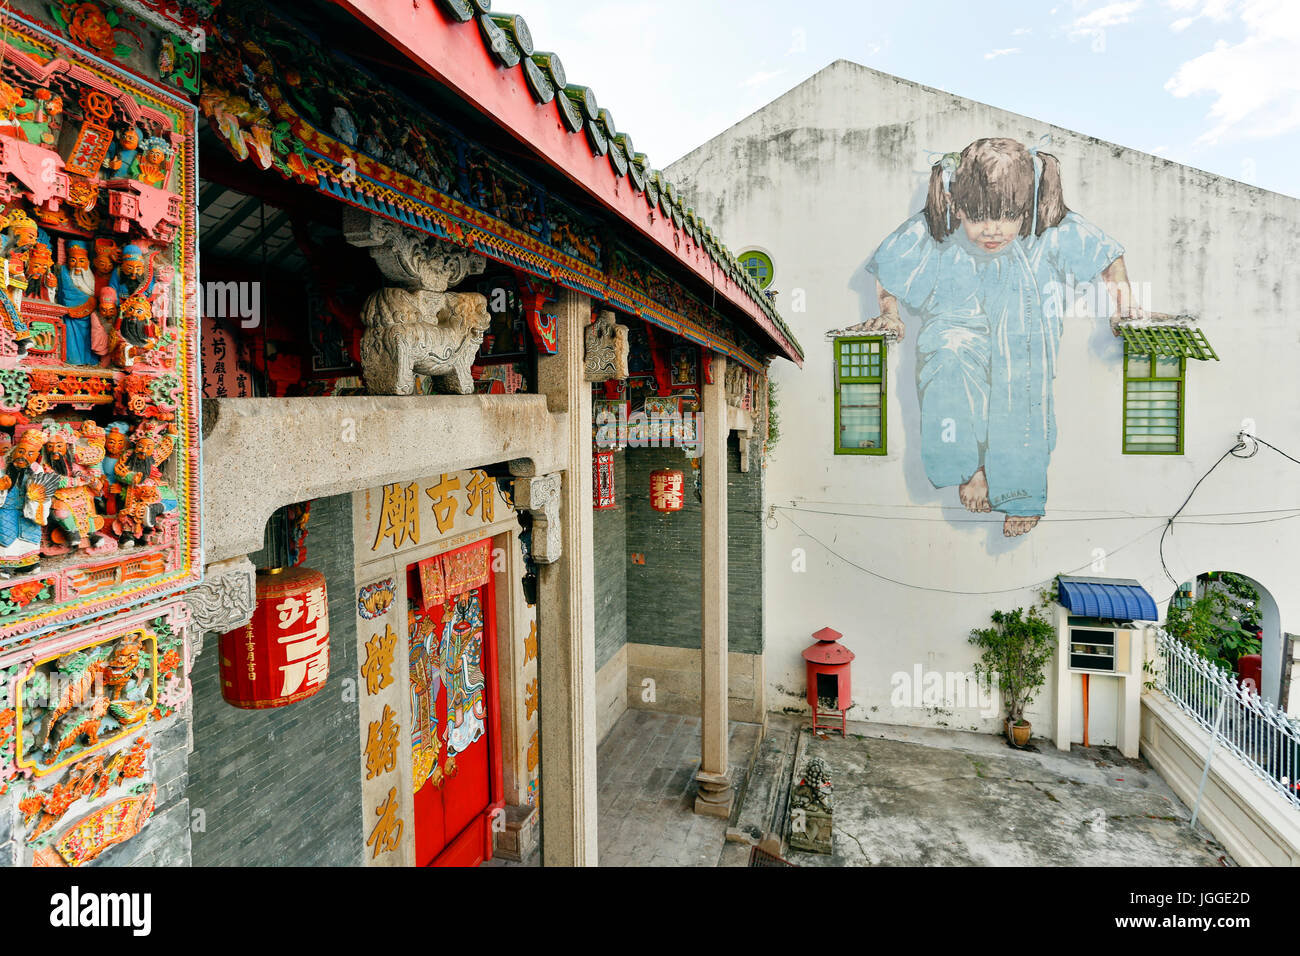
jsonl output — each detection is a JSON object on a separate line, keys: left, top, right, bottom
{"left": 724, "top": 361, "right": 748, "bottom": 408}
{"left": 583, "top": 310, "right": 629, "bottom": 382}
{"left": 343, "top": 210, "right": 491, "bottom": 396}
{"left": 183, "top": 555, "right": 257, "bottom": 637}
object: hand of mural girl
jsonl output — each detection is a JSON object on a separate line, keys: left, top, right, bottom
{"left": 1102, "top": 256, "right": 1144, "bottom": 333}
{"left": 861, "top": 282, "right": 906, "bottom": 340}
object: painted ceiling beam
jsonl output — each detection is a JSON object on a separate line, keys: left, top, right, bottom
{"left": 328, "top": 0, "right": 802, "bottom": 367}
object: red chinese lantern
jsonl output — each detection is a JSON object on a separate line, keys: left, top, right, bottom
{"left": 649, "top": 468, "right": 685, "bottom": 512}
{"left": 219, "top": 566, "right": 330, "bottom": 710}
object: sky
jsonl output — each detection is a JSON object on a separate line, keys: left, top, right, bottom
{"left": 512, "top": 0, "right": 1299, "bottom": 198}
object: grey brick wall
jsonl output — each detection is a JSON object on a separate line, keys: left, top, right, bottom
{"left": 187, "top": 493, "right": 362, "bottom": 867}
{"left": 594, "top": 450, "right": 627, "bottom": 671}
{"left": 93, "top": 712, "right": 194, "bottom": 866}
{"left": 625, "top": 434, "right": 763, "bottom": 655}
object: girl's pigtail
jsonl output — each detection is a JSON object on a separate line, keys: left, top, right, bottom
{"left": 924, "top": 162, "right": 955, "bottom": 242}
{"left": 1034, "top": 151, "right": 1069, "bottom": 235}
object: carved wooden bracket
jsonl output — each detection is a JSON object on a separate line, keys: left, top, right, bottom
{"left": 343, "top": 207, "right": 485, "bottom": 291}
{"left": 583, "top": 310, "right": 629, "bottom": 382}
{"left": 517, "top": 275, "right": 558, "bottom": 355}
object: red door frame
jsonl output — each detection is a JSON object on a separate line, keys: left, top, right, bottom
{"left": 411, "top": 537, "right": 505, "bottom": 867}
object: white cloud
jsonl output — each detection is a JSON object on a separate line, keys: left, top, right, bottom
{"left": 740, "top": 69, "right": 785, "bottom": 88}
{"left": 1151, "top": 144, "right": 1170, "bottom": 153}
{"left": 984, "top": 47, "right": 1022, "bottom": 59}
{"left": 1069, "top": 0, "right": 1144, "bottom": 37}
{"left": 1165, "top": 0, "right": 1234, "bottom": 30}
{"left": 1165, "top": 0, "right": 1300, "bottom": 143}
{"left": 1012, "top": 27, "right": 1033, "bottom": 35}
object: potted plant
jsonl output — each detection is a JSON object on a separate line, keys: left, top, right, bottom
{"left": 969, "top": 607, "right": 1055, "bottom": 747}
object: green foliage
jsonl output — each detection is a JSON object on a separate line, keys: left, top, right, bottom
{"left": 765, "top": 377, "right": 781, "bottom": 457}
{"left": 1165, "top": 572, "right": 1261, "bottom": 672}
{"left": 969, "top": 606, "right": 1056, "bottom": 725}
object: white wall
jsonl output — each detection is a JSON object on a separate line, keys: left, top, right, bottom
{"left": 669, "top": 61, "right": 1300, "bottom": 737}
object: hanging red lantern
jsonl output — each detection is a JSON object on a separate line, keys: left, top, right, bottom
{"left": 219, "top": 566, "right": 331, "bottom": 710}
{"left": 649, "top": 468, "right": 685, "bottom": 512}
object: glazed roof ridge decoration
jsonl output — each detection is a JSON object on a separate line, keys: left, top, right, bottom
{"left": 330, "top": 0, "right": 802, "bottom": 364}
{"left": 201, "top": 5, "right": 777, "bottom": 371}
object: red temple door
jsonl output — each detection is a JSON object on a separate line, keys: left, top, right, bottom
{"left": 407, "top": 542, "right": 503, "bottom": 867}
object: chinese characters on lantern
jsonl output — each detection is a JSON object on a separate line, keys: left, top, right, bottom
{"left": 274, "top": 584, "right": 329, "bottom": 698}
{"left": 650, "top": 468, "right": 685, "bottom": 512}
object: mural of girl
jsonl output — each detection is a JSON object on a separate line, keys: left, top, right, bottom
{"left": 860, "top": 137, "right": 1139, "bottom": 536}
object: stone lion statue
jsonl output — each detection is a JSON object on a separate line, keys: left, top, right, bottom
{"left": 360, "top": 289, "right": 491, "bottom": 396}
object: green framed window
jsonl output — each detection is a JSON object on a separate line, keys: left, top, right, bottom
{"left": 1123, "top": 346, "right": 1185, "bottom": 454}
{"left": 834, "top": 335, "right": 886, "bottom": 455}
{"left": 738, "top": 250, "right": 774, "bottom": 289}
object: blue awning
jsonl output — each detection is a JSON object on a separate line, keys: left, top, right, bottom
{"left": 1057, "top": 576, "right": 1159, "bottom": 621}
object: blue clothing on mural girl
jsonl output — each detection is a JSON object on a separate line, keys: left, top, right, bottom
{"left": 864, "top": 138, "right": 1130, "bottom": 535}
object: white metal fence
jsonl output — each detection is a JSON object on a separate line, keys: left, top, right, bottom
{"left": 1152, "top": 629, "right": 1300, "bottom": 809}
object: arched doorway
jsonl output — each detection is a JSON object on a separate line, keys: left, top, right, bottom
{"left": 1166, "top": 571, "right": 1282, "bottom": 704}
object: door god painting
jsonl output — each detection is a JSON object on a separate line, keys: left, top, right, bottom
{"left": 859, "top": 137, "right": 1138, "bottom": 537}
{"left": 408, "top": 588, "right": 488, "bottom": 790}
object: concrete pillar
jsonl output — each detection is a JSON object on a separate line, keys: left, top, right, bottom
{"left": 534, "top": 289, "right": 599, "bottom": 865}
{"left": 695, "top": 356, "right": 731, "bottom": 816}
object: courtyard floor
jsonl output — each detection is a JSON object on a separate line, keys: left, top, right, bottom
{"left": 775, "top": 715, "right": 1230, "bottom": 867}
{"left": 496, "top": 710, "right": 1231, "bottom": 866}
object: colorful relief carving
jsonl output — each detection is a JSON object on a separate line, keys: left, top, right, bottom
{"left": 34, "top": 785, "right": 155, "bottom": 866}
{"left": 356, "top": 577, "right": 395, "bottom": 621}
{"left": 860, "top": 137, "right": 1147, "bottom": 539}
{"left": 19, "top": 734, "right": 150, "bottom": 845}
{"left": 201, "top": 4, "right": 771, "bottom": 373}
{"left": 6, "top": 619, "right": 185, "bottom": 778}
{"left": 0, "top": 13, "right": 200, "bottom": 643}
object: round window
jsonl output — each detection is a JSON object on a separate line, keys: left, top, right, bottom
{"left": 738, "top": 250, "right": 774, "bottom": 290}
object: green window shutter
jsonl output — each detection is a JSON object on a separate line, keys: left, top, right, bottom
{"left": 834, "top": 335, "right": 886, "bottom": 455}
{"left": 1122, "top": 345, "right": 1185, "bottom": 455}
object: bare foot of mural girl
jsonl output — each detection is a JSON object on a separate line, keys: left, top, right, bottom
{"left": 1003, "top": 515, "right": 1041, "bottom": 537}
{"left": 958, "top": 467, "right": 991, "bottom": 513}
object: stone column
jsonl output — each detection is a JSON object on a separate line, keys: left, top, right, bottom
{"left": 532, "top": 289, "right": 598, "bottom": 865}
{"left": 696, "top": 355, "right": 731, "bottom": 816}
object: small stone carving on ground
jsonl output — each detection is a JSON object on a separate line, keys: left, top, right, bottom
{"left": 788, "top": 754, "right": 833, "bottom": 854}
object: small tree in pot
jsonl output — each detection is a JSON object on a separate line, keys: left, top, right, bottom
{"left": 970, "top": 607, "right": 1055, "bottom": 747}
